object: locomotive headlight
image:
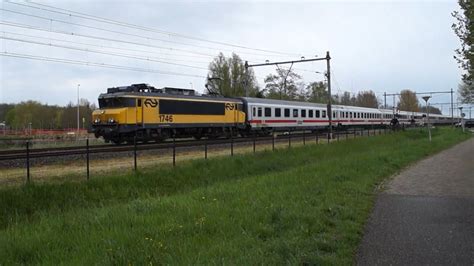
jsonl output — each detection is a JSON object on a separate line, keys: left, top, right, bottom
{"left": 94, "top": 118, "right": 100, "bottom": 124}
{"left": 108, "top": 118, "right": 116, "bottom": 124}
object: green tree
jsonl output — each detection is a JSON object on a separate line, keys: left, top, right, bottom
{"left": 458, "top": 82, "right": 473, "bottom": 103}
{"left": 355, "top": 90, "right": 379, "bottom": 108}
{"left": 207, "top": 53, "right": 260, "bottom": 97}
{"left": 306, "top": 81, "right": 328, "bottom": 103}
{"left": 264, "top": 68, "right": 302, "bottom": 100}
{"left": 452, "top": 0, "right": 473, "bottom": 102}
{"left": 398, "top": 90, "right": 419, "bottom": 112}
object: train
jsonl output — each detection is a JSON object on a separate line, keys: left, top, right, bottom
{"left": 90, "top": 83, "right": 459, "bottom": 144}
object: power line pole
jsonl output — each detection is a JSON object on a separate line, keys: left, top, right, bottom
{"left": 77, "top": 84, "right": 80, "bottom": 135}
{"left": 384, "top": 92, "right": 387, "bottom": 109}
{"left": 451, "top": 88, "right": 454, "bottom": 126}
{"left": 245, "top": 51, "right": 333, "bottom": 138}
{"left": 326, "top": 51, "right": 332, "bottom": 139}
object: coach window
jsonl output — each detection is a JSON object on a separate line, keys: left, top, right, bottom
{"left": 293, "top": 109, "right": 298, "bottom": 117}
{"left": 333, "top": 111, "right": 336, "bottom": 118}
{"left": 322, "top": 110, "right": 326, "bottom": 118}
{"left": 275, "top": 108, "right": 281, "bottom": 117}
{"left": 252, "top": 107, "right": 256, "bottom": 117}
{"left": 264, "top": 107, "right": 271, "bottom": 117}
{"left": 315, "top": 110, "right": 320, "bottom": 118}
{"left": 301, "top": 109, "right": 306, "bottom": 118}
{"left": 309, "top": 110, "right": 313, "bottom": 118}
{"left": 257, "top": 107, "right": 262, "bottom": 117}
{"left": 284, "top": 108, "right": 290, "bottom": 117}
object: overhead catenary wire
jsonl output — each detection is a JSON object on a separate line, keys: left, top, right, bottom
{"left": 6, "top": 0, "right": 301, "bottom": 57}
{"left": 0, "top": 35, "right": 210, "bottom": 70}
{"left": 0, "top": 51, "right": 208, "bottom": 78}
{"left": 2, "top": 30, "right": 214, "bottom": 64}
{"left": 1, "top": 7, "right": 297, "bottom": 59}
{"left": 0, "top": 9, "right": 229, "bottom": 57}
{"left": 0, "top": 20, "right": 294, "bottom": 65}
{"left": 0, "top": 20, "right": 217, "bottom": 57}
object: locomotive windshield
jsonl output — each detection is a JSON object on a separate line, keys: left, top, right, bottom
{"left": 99, "top": 97, "right": 136, "bottom": 108}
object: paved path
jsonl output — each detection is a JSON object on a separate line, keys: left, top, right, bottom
{"left": 357, "top": 137, "right": 474, "bottom": 265}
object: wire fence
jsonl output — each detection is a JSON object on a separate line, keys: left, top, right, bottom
{"left": 0, "top": 127, "right": 392, "bottom": 186}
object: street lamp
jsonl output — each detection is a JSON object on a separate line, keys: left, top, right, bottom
{"left": 77, "top": 84, "right": 80, "bottom": 135}
{"left": 422, "top": 96, "right": 431, "bottom": 142}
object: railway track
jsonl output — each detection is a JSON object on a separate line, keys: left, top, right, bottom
{"left": 0, "top": 131, "right": 343, "bottom": 161}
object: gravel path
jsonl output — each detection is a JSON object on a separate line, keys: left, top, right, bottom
{"left": 357, "top": 137, "right": 474, "bottom": 265}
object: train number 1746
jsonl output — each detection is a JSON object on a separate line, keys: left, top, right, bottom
{"left": 159, "top": 115, "right": 173, "bottom": 123}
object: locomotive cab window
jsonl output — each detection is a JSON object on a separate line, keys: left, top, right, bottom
{"left": 284, "top": 108, "right": 290, "bottom": 117}
{"left": 99, "top": 97, "right": 136, "bottom": 108}
{"left": 264, "top": 107, "right": 271, "bottom": 117}
{"left": 275, "top": 108, "right": 281, "bottom": 117}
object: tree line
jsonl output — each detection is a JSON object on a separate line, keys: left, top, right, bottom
{"left": 0, "top": 100, "right": 95, "bottom": 130}
{"left": 207, "top": 52, "right": 441, "bottom": 113}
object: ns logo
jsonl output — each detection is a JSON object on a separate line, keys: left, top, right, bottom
{"left": 225, "top": 103, "right": 237, "bottom": 110}
{"left": 144, "top": 99, "right": 158, "bottom": 108}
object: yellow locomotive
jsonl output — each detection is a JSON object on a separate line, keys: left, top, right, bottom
{"left": 91, "top": 84, "right": 246, "bottom": 144}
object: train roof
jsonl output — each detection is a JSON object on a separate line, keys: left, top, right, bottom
{"left": 99, "top": 91, "right": 242, "bottom": 103}
{"left": 241, "top": 97, "right": 328, "bottom": 108}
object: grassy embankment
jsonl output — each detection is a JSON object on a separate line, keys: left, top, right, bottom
{"left": 0, "top": 127, "right": 470, "bottom": 264}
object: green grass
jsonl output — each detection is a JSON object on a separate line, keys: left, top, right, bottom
{"left": 0, "top": 127, "right": 470, "bottom": 264}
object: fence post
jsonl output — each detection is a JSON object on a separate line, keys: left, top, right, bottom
{"left": 253, "top": 132, "right": 256, "bottom": 153}
{"left": 26, "top": 140, "right": 30, "bottom": 183}
{"left": 316, "top": 132, "right": 319, "bottom": 144}
{"left": 327, "top": 131, "right": 330, "bottom": 144}
{"left": 173, "top": 137, "right": 176, "bottom": 167}
{"left": 288, "top": 128, "right": 291, "bottom": 148}
{"left": 272, "top": 129, "right": 275, "bottom": 151}
{"left": 204, "top": 138, "right": 208, "bottom": 159}
{"left": 86, "top": 138, "right": 90, "bottom": 180}
{"left": 133, "top": 135, "right": 137, "bottom": 171}
{"left": 303, "top": 130, "right": 306, "bottom": 145}
{"left": 230, "top": 131, "right": 234, "bottom": 156}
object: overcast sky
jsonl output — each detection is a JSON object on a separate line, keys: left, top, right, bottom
{"left": 0, "top": 0, "right": 464, "bottom": 114}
